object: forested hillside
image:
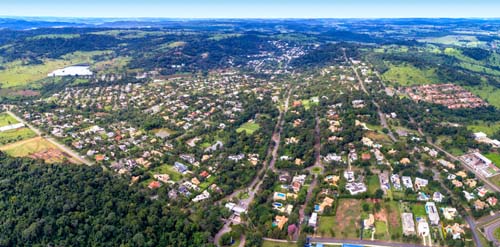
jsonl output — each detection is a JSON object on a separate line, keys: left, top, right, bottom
{"left": 0, "top": 153, "right": 220, "bottom": 247}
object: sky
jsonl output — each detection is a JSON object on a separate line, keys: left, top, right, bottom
{"left": 1, "top": 0, "right": 500, "bottom": 18}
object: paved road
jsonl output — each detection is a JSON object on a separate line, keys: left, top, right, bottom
{"left": 344, "top": 52, "right": 396, "bottom": 142}
{"left": 483, "top": 217, "right": 500, "bottom": 246}
{"left": 6, "top": 111, "right": 94, "bottom": 166}
{"left": 297, "top": 112, "right": 326, "bottom": 240}
{"left": 268, "top": 88, "right": 292, "bottom": 172}
{"left": 310, "top": 237, "right": 427, "bottom": 247}
{"left": 477, "top": 212, "right": 500, "bottom": 246}
{"left": 214, "top": 87, "right": 292, "bottom": 246}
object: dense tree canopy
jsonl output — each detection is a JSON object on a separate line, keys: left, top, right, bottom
{"left": 0, "top": 153, "right": 218, "bottom": 247}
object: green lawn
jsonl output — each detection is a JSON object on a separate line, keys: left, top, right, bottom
{"left": 302, "top": 100, "right": 312, "bottom": 110}
{"left": 236, "top": 122, "right": 260, "bottom": 135}
{"left": 494, "top": 227, "right": 500, "bottom": 242}
{"left": 375, "top": 221, "right": 389, "bottom": 241}
{"left": 485, "top": 153, "right": 500, "bottom": 168}
{"left": 199, "top": 176, "right": 216, "bottom": 190}
{"left": 262, "top": 240, "right": 296, "bottom": 247}
{"left": 365, "top": 123, "right": 383, "bottom": 131}
{"left": 410, "top": 203, "right": 426, "bottom": 218}
{"left": 0, "top": 127, "right": 37, "bottom": 145}
{"left": 302, "top": 97, "right": 319, "bottom": 110}
{"left": 150, "top": 164, "right": 182, "bottom": 181}
{"left": 0, "top": 113, "right": 19, "bottom": 127}
{"left": 312, "top": 166, "right": 323, "bottom": 175}
{"left": 367, "top": 175, "right": 381, "bottom": 195}
{"left": 449, "top": 148, "right": 465, "bottom": 157}
{"left": 382, "top": 64, "right": 439, "bottom": 86}
{"left": 263, "top": 240, "right": 339, "bottom": 247}
{"left": 318, "top": 216, "right": 336, "bottom": 237}
{"left": 490, "top": 174, "right": 500, "bottom": 188}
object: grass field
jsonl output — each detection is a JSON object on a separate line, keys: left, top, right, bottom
{"left": 419, "top": 35, "right": 481, "bottom": 46}
{"left": 333, "top": 199, "right": 362, "bottom": 239}
{"left": 374, "top": 221, "right": 388, "bottom": 240}
{"left": 443, "top": 47, "right": 500, "bottom": 77}
{"left": 410, "top": 203, "right": 427, "bottom": 218}
{"left": 0, "top": 136, "right": 75, "bottom": 163}
{"left": 490, "top": 175, "right": 500, "bottom": 188}
{"left": 0, "top": 50, "right": 110, "bottom": 88}
{"left": 0, "top": 113, "right": 19, "bottom": 127}
{"left": 262, "top": 240, "right": 296, "bottom": 247}
{"left": 467, "top": 121, "right": 500, "bottom": 136}
{"left": 150, "top": 164, "right": 183, "bottom": 181}
{"left": 468, "top": 85, "right": 500, "bottom": 109}
{"left": 0, "top": 127, "right": 37, "bottom": 145}
{"left": 237, "top": 121, "right": 260, "bottom": 135}
{"left": 93, "top": 56, "right": 131, "bottom": 74}
{"left": 382, "top": 64, "right": 439, "bottom": 86}
{"left": 384, "top": 201, "right": 402, "bottom": 237}
{"left": 27, "top": 34, "right": 81, "bottom": 40}
{"left": 167, "top": 41, "right": 187, "bottom": 48}
{"left": 367, "top": 175, "right": 381, "bottom": 195}
{"left": 302, "top": 97, "right": 319, "bottom": 110}
{"left": 318, "top": 216, "right": 336, "bottom": 237}
{"left": 365, "top": 131, "right": 392, "bottom": 144}
{"left": 485, "top": 153, "right": 500, "bottom": 168}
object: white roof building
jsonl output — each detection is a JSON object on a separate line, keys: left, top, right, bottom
{"left": 402, "top": 213, "right": 416, "bottom": 235}
{"left": 48, "top": 65, "right": 93, "bottom": 77}
{"left": 425, "top": 202, "right": 440, "bottom": 225}
{"left": 308, "top": 212, "right": 318, "bottom": 227}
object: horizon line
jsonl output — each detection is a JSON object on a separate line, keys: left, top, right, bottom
{"left": 2, "top": 15, "right": 500, "bottom": 20}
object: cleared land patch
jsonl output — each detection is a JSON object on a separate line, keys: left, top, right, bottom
{"left": 0, "top": 137, "right": 77, "bottom": 164}
{"left": 419, "top": 35, "right": 482, "bottom": 46}
{"left": 333, "top": 199, "right": 362, "bottom": 239}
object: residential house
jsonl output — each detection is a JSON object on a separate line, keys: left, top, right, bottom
{"left": 402, "top": 213, "right": 416, "bottom": 235}
{"left": 425, "top": 202, "right": 440, "bottom": 225}
{"left": 192, "top": 190, "right": 210, "bottom": 202}
{"left": 402, "top": 176, "right": 413, "bottom": 190}
{"left": 433, "top": 192, "right": 444, "bottom": 203}
{"left": 414, "top": 177, "right": 428, "bottom": 190}
{"left": 308, "top": 212, "right": 318, "bottom": 227}
{"left": 174, "top": 162, "right": 188, "bottom": 174}
{"left": 274, "top": 215, "right": 289, "bottom": 230}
